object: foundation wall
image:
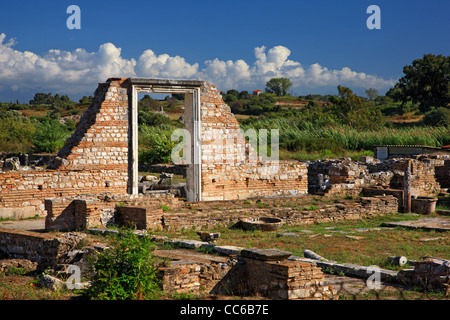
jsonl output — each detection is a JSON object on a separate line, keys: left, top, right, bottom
{"left": 0, "top": 228, "right": 84, "bottom": 268}
{"left": 210, "top": 256, "right": 334, "bottom": 299}
{"left": 117, "top": 195, "right": 398, "bottom": 231}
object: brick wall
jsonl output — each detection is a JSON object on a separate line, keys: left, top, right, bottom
{"left": 211, "top": 255, "right": 335, "bottom": 299}
{"left": 0, "top": 78, "right": 130, "bottom": 218}
{"left": 53, "top": 78, "right": 129, "bottom": 172}
{"left": 158, "top": 261, "right": 232, "bottom": 295}
{"left": 156, "top": 248, "right": 335, "bottom": 300}
{"left": 199, "top": 84, "right": 308, "bottom": 201}
{"left": 0, "top": 169, "right": 127, "bottom": 215}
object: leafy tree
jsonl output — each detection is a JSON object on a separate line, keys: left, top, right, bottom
{"left": 238, "top": 90, "right": 250, "bottom": 100}
{"left": 138, "top": 95, "right": 161, "bottom": 111}
{"left": 390, "top": 54, "right": 450, "bottom": 113}
{"left": 230, "top": 101, "right": 244, "bottom": 114}
{"left": 138, "top": 111, "right": 173, "bottom": 127}
{"left": 226, "top": 89, "right": 239, "bottom": 98}
{"left": 32, "top": 116, "right": 69, "bottom": 153}
{"left": 30, "top": 93, "right": 53, "bottom": 105}
{"left": 223, "top": 89, "right": 240, "bottom": 104}
{"left": 171, "top": 93, "right": 184, "bottom": 100}
{"left": 29, "top": 92, "right": 76, "bottom": 111}
{"left": 365, "top": 88, "right": 379, "bottom": 101}
{"left": 0, "top": 111, "right": 36, "bottom": 152}
{"left": 265, "top": 78, "right": 293, "bottom": 96}
{"left": 79, "top": 96, "right": 93, "bottom": 105}
{"left": 330, "top": 85, "right": 385, "bottom": 129}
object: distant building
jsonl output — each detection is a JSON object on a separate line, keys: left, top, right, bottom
{"left": 373, "top": 145, "right": 445, "bottom": 160}
{"left": 253, "top": 90, "right": 263, "bottom": 96}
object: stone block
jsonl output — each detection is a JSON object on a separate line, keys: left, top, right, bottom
{"left": 212, "top": 245, "right": 242, "bottom": 256}
{"left": 240, "top": 248, "right": 292, "bottom": 261}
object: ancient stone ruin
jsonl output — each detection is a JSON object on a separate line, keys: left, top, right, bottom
{"left": 0, "top": 78, "right": 449, "bottom": 299}
{"left": 0, "top": 78, "right": 309, "bottom": 225}
{"left": 0, "top": 77, "right": 447, "bottom": 229}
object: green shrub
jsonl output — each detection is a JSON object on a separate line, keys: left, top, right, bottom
{"left": 139, "top": 125, "right": 176, "bottom": 165}
{"left": 0, "top": 111, "right": 36, "bottom": 152}
{"left": 422, "top": 107, "right": 450, "bottom": 127}
{"left": 32, "top": 117, "right": 69, "bottom": 153}
{"left": 138, "top": 111, "right": 173, "bottom": 127}
{"left": 84, "top": 230, "right": 162, "bottom": 300}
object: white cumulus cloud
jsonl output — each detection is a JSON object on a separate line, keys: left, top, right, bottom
{"left": 0, "top": 33, "right": 396, "bottom": 101}
{"left": 136, "top": 50, "right": 198, "bottom": 78}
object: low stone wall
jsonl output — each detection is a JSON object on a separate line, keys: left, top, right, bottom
{"left": 45, "top": 197, "right": 118, "bottom": 231}
{"left": 158, "top": 260, "right": 232, "bottom": 295}
{"left": 362, "top": 187, "right": 404, "bottom": 211}
{"left": 117, "top": 195, "right": 398, "bottom": 231}
{"left": 397, "top": 258, "right": 449, "bottom": 294}
{"left": 282, "top": 195, "right": 398, "bottom": 226}
{"left": 210, "top": 250, "right": 335, "bottom": 300}
{"left": 156, "top": 247, "right": 335, "bottom": 300}
{"left": 308, "top": 157, "right": 442, "bottom": 199}
{"left": 44, "top": 193, "right": 184, "bottom": 231}
{"left": 0, "top": 228, "right": 85, "bottom": 268}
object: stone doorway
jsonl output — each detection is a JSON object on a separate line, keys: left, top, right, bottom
{"left": 127, "top": 78, "right": 205, "bottom": 201}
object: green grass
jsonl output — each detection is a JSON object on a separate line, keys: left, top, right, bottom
{"left": 149, "top": 211, "right": 448, "bottom": 271}
{"left": 240, "top": 118, "right": 449, "bottom": 160}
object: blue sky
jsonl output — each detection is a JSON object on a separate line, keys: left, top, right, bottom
{"left": 0, "top": 0, "right": 449, "bottom": 102}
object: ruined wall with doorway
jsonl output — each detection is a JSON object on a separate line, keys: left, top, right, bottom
{"left": 0, "top": 78, "right": 308, "bottom": 224}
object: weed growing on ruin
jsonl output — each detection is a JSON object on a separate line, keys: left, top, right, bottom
{"left": 84, "top": 230, "right": 162, "bottom": 300}
{"left": 161, "top": 205, "right": 170, "bottom": 212}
